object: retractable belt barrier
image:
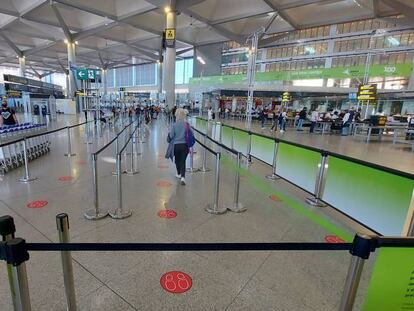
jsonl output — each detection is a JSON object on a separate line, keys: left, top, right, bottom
{"left": 1, "top": 214, "right": 414, "bottom": 311}
{"left": 84, "top": 119, "right": 139, "bottom": 221}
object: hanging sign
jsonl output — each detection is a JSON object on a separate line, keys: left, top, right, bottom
{"left": 281, "top": 92, "right": 291, "bottom": 103}
{"left": 165, "top": 28, "right": 176, "bottom": 48}
{"left": 76, "top": 69, "right": 97, "bottom": 80}
{"left": 357, "top": 84, "right": 377, "bottom": 101}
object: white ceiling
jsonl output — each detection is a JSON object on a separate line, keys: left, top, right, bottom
{"left": 0, "top": 0, "right": 410, "bottom": 77}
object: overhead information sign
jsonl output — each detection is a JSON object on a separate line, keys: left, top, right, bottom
{"left": 357, "top": 84, "right": 377, "bottom": 101}
{"left": 76, "top": 69, "right": 97, "bottom": 80}
{"left": 165, "top": 28, "right": 176, "bottom": 48}
{"left": 281, "top": 92, "right": 292, "bottom": 103}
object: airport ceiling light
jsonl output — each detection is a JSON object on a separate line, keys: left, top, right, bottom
{"left": 304, "top": 46, "right": 315, "bottom": 55}
{"left": 197, "top": 56, "right": 205, "bottom": 65}
{"left": 387, "top": 36, "right": 400, "bottom": 47}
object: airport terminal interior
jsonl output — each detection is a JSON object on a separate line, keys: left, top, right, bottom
{"left": 0, "top": 0, "right": 414, "bottom": 310}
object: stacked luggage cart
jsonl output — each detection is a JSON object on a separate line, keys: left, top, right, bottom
{"left": 0, "top": 123, "right": 50, "bottom": 174}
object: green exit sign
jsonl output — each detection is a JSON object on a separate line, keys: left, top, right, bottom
{"left": 76, "top": 69, "right": 97, "bottom": 80}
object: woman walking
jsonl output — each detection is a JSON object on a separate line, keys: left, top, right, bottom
{"left": 167, "top": 108, "right": 194, "bottom": 185}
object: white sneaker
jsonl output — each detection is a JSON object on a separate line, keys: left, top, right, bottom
{"left": 175, "top": 174, "right": 181, "bottom": 179}
{"left": 180, "top": 177, "right": 186, "bottom": 185}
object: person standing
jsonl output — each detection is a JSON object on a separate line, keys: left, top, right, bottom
{"left": 310, "top": 109, "right": 319, "bottom": 133}
{"left": 207, "top": 107, "right": 213, "bottom": 121}
{"left": 0, "top": 98, "right": 18, "bottom": 127}
{"left": 270, "top": 108, "right": 278, "bottom": 132}
{"left": 278, "top": 109, "right": 287, "bottom": 133}
{"left": 167, "top": 108, "right": 193, "bottom": 185}
{"left": 297, "top": 107, "right": 307, "bottom": 131}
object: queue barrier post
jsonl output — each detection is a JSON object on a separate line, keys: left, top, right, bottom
{"left": 246, "top": 132, "right": 253, "bottom": 165}
{"left": 205, "top": 152, "right": 227, "bottom": 215}
{"left": 109, "top": 153, "right": 132, "bottom": 219}
{"left": 84, "top": 121, "right": 92, "bottom": 145}
{"left": 135, "top": 127, "right": 142, "bottom": 156}
{"left": 0, "top": 215, "right": 21, "bottom": 311}
{"left": 125, "top": 131, "right": 139, "bottom": 176}
{"left": 19, "top": 138, "right": 38, "bottom": 183}
{"left": 56, "top": 214, "right": 77, "bottom": 311}
{"left": 226, "top": 152, "right": 246, "bottom": 213}
{"left": 64, "top": 127, "right": 76, "bottom": 157}
{"left": 111, "top": 136, "right": 120, "bottom": 176}
{"left": 339, "top": 234, "right": 374, "bottom": 311}
{"left": 84, "top": 154, "right": 109, "bottom": 220}
{"left": 186, "top": 147, "right": 200, "bottom": 173}
{"left": 266, "top": 140, "right": 281, "bottom": 180}
{"left": 199, "top": 134, "right": 210, "bottom": 173}
{"left": 306, "top": 152, "right": 328, "bottom": 207}
{"left": 0, "top": 238, "right": 32, "bottom": 311}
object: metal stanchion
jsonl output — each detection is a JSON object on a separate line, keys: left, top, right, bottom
{"left": 265, "top": 140, "right": 281, "bottom": 180}
{"left": 84, "top": 154, "right": 109, "bottom": 220}
{"left": 306, "top": 152, "right": 328, "bottom": 207}
{"left": 111, "top": 136, "right": 120, "bottom": 176}
{"left": 135, "top": 128, "right": 142, "bottom": 155}
{"left": 199, "top": 134, "right": 210, "bottom": 173}
{"left": 125, "top": 134, "right": 139, "bottom": 176}
{"left": 19, "top": 138, "right": 38, "bottom": 183}
{"left": 339, "top": 235, "right": 373, "bottom": 311}
{"left": 109, "top": 153, "right": 132, "bottom": 219}
{"left": 205, "top": 153, "right": 227, "bottom": 215}
{"left": 247, "top": 133, "right": 252, "bottom": 165}
{"left": 64, "top": 127, "right": 76, "bottom": 157}
{"left": 0, "top": 215, "right": 20, "bottom": 311}
{"left": 56, "top": 214, "right": 77, "bottom": 311}
{"left": 186, "top": 148, "right": 200, "bottom": 173}
{"left": 84, "top": 122, "right": 92, "bottom": 145}
{"left": 3, "top": 238, "right": 32, "bottom": 311}
{"left": 227, "top": 152, "right": 246, "bottom": 213}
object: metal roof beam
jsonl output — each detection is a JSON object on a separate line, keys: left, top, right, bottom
{"left": 50, "top": 3, "right": 73, "bottom": 41}
{"left": 381, "top": 0, "right": 414, "bottom": 20}
{"left": 0, "top": 31, "right": 23, "bottom": 57}
{"left": 262, "top": 0, "right": 299, "bottom": 29}
{"left": 126, "top": 44, "right": 158, "bottom": 61}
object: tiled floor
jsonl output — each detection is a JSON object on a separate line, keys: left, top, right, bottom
{"left": 0, "top": 115, "right": 376, "bottom": 310}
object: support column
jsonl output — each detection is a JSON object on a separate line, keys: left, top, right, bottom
{"left": 67, "top": 41, "right": 77, "bottom": 99}
{"left": 164, "top": 2, "right": 176, "bottom": 109}
{"left": 102, "top": 69, "right": 108, "bottom": 96}
{"left": 18, "top": 56, "right": 26, "bottom": 77}
{"left": 65, "top": 74, "right": 70, "bottom": 98}
{"left": 158, "top": 60, "right": 163, "bottom": 99}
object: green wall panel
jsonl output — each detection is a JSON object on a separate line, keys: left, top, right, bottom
{"left": 221, "top": 126, "right": 232, "bottom": 147}
{"left": 322, "top": 157, "right": 414, "bottom": 236}
{"left": 363, "top": 247, "right": 414, "bottom": 310}
{"left": 275, "top": 143, "right": 320, "bottom": 193}
{"left": 250, "top": 134, "right": 274, "bottom": 165}
{"left": 233, "top": 129, "right": 249, "bottom": 155}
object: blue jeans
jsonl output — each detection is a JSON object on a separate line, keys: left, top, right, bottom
{"left": 279, "top": 119, "right": 286, "bottom": 131}
{"left": 297, "top": 118, "right": 304, "bottom": 130}
{"left": 310, "top": 122, "right": 316, "bottom": 133}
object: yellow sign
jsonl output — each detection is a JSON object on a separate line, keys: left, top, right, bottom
{"left": 165, "top": 28, "right": 175, "bottom": 40}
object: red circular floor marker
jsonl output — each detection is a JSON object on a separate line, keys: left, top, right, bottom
{"left": 157, "top": 165, "right": 169, "bottom": 169}
{"left": 157, "top": 180, "right": 172, "bottom": 188}
{"left": 27, "top": 200, "right": 48, "bottom": 209}
{"left": 269, "top": 194, "right": 281, "bottom": 202}
{"left": 325, "top": 235, "right": 345, "bottom": 243}
{"left": 58, "top": 176, "right": 74, "bottom": 182}
{"left": 76, "top": 160, "right": 86, "bottom": 165}
{"left": 158, "top": 210, "right": 177, "bottom": 219}
{"left": 160, "top": 271, "right": 192, "bottom": 294}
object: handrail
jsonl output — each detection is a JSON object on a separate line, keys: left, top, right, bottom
{"left": 196, "top": 117, "right": 414, "bottom": 180}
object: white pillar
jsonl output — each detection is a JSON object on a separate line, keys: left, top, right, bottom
{"left": 65, "top": 74, "right": 70, "bottom": 98}
{"left": 18, "top": 56, "right": 26, "bottom": 77}
{"left": 158, "top": 61, "right": 163, "bottom": 98}
{"left": 165, "top": 3, "right": 176, "bottom": 109}
{"left": 67, "top": 41, "right": 76, "bottom": 99}
{"left": 102, "top": 69, "right": 108, "bottom": 96}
